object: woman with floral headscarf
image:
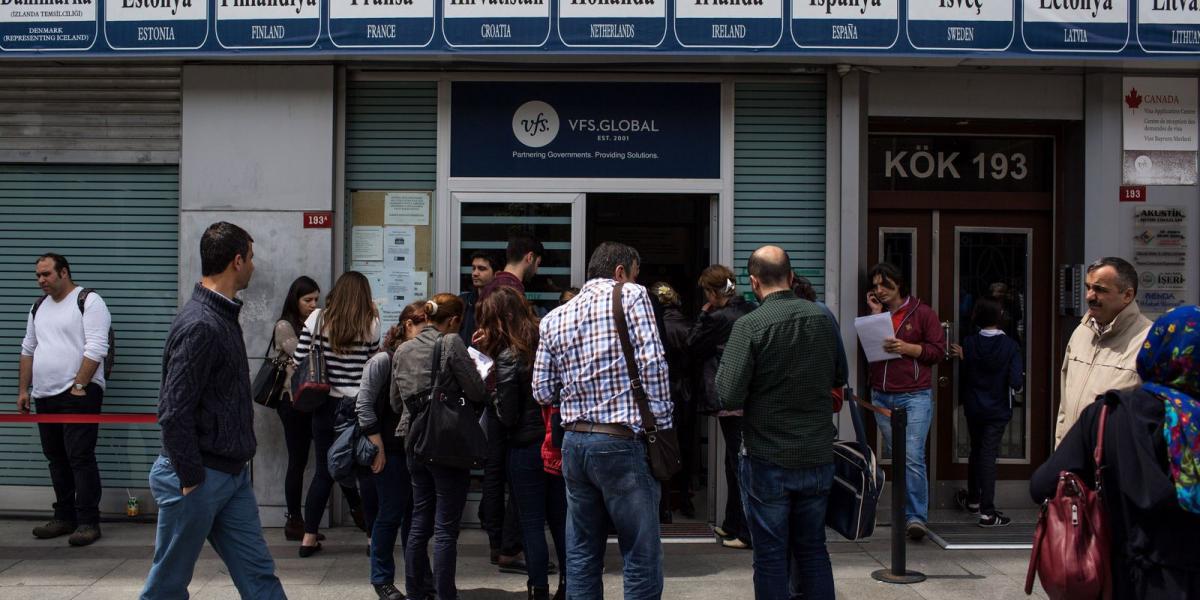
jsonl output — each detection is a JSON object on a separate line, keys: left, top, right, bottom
{"left": 1032, "top": 305, "right": 1200, "bottom": 598}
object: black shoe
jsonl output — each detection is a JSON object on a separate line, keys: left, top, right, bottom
{"left": 680, "top": 498, "right": 696, "bottom": 520}
{"left": 32, "top": 519, "right": 75, "bottom": 540}
{"left": 498, "top": 555, "right": 528, "bottom": 574}
{"left": 299, "top": 542, "right": 323, "bottom": 558}
{"left": 284, "top": 514, "right": 304, "bottom": 541}
{"left": 658, "top": 508, "right": 673, "bottom": 524}
{"left": 528, "top": 584, "right": 550, "bottom": 600}
{"left": 978, "top": 512, "right": 1012, "bottom": 528}
{"left": 373, "top": 583, "right": 404, "bottom": 600}
{"left": 351, "top": 507, "right": 367, "bottom": 533}
{"left": 68, "top": 524, "right": 101, "bottom": 547}
{"left": 905, "top": 521, "right": 928, "bottom": 541}
{"left": 955, "top": 489, "right": 981, "bottom": 515}
{"left": 490, "top": 549, "right": 501, "bottom": 565}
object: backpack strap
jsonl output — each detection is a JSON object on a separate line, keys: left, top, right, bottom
{"left": 77, "top": 288, "right": 94, "bottom": 314}
{"left": 30, "top": 295, "right": 48, "bottom": 318}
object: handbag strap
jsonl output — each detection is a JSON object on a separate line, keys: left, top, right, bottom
{"left": 611, "top": 283, "right": 660, "bottom": 435}
{"left": 429, "top": 333, "right": 445, "bottom": 394}
{"left": 1094, "top": 402, "right": 1110, "bottom": 491}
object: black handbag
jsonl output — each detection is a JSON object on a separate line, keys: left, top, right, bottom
{"left": 826, "top": 389, "right": 885, "bottom": 541}
{"left": 251, "top": 332, "right": 289, "bottom": 409}
{"left": 407, "top": 334, "right": 488, "bottom": 470}
{"left": 291, "top": 313, "right": 332, "bottom": 413}
{"left": 613, "top": 283, "right": 681, "bottom": 482}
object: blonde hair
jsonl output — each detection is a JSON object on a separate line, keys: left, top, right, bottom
{"left": 322, "top": 271, "right": 378, "bottom": 353}
{"left": 698, "top": 264, "right": 737, "bottom": 298}
{"left": 651, "top": 282, "right": 681, "bottom": 307}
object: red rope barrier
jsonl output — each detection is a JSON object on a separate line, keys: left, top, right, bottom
{"left": 0, "top": 414, "right": 158, "bottom": 424}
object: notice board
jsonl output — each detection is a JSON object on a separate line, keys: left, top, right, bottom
{"left": 349, "top": 190, "right": 434, "bottom": 326}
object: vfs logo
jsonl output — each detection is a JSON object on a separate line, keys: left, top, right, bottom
{"left": 512, "top": 101, "right": 560, "bottom": 148}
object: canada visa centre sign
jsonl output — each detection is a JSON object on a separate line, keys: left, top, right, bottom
{"left": 450, "top": 82, "right": 721, "bottom": 179}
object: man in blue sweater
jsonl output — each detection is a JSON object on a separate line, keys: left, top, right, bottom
{"left": 140, "top": 222, "right": 286, "bottom": 600}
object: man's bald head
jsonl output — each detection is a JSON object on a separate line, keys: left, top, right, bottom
{"left": 748, "top": 245, "right": 793, "bottom": 288}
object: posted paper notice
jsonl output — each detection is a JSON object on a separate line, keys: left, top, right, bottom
{"left": 352, "top": 226, "right": 384, "bottom": 261}
{"left": 384, "top": 226, "right": 417, "bottom": 269}
{"left": 854, "top": 313, "right": 901, "bottom": 363}
{"left": 385, "top": 192, "right": 431, "bottom": 226}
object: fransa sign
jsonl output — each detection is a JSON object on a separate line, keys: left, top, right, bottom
{"left": 450, "top": 82, "right": 720, "bottom": 179}
{"left": 7, "top": 0, "right": 1200, "bottom": 55}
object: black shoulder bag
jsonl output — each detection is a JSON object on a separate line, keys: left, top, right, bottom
{"left": 250, "top": 329, "right": 289, "bottom": 409}
{"left": 408, "top": 335, "right": 488, "bottom": 470}
{"left": 612, "top": 283, "right": 681, "bottom": 482}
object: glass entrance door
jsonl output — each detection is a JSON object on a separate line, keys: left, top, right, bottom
{"left": 451, "top": 193, "right": 585, "bottom": 313}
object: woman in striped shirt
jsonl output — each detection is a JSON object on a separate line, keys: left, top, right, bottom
{"left": 293, "top": 271, "right": 380, "bottom": 557}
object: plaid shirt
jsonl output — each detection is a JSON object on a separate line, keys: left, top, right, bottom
{"left": 533, "top": 278, "right": 673, "bottom": 433}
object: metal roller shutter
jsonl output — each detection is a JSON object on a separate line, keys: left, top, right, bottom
{"left": 0, "top": 64, "right": 181, "bottom": 165}
{"left": 733, "top": 81, "right": 827, "bottom": 295}
{"left": 346, "top": 80, "right": 438, "bottom": 190}
{"left": 0, "top": 164, "right": 179, "bottom": 490}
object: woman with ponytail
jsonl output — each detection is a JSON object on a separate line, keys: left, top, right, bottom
{"left": 686, "top": 264, "right": 756, "bottom": 549}
{"left": 391, "top": 293, "right": 486, "bottom": 600}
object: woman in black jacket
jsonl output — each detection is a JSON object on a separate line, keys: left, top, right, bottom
{"left": 687, "top": 264, "right": 755, "bottom": 548}
{"left": 1031, "top": 305, "right": 1200, "bottom": 599}
{"left": 475, "top": 287, "right": 565, "bottom": 600}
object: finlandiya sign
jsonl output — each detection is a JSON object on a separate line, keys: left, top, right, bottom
{"left": 1122, "top": 76, "right": 1199, "bottom": 185}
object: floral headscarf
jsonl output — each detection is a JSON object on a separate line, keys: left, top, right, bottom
{"left": 1137, "top": 305, "right": 1200, "bottom": 514}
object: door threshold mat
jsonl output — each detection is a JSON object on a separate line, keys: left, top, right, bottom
{"left": 925, "top": 521, "right": 1034, "bottom": 550}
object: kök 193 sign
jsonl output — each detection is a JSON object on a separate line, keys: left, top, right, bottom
{"left": 450, "top": 81, "right": 721, "bottom": 179}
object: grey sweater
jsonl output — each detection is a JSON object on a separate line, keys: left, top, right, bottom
{"left": 157, "top": 284, "right": 256, "bottom": 488}
{"left": 390, "top": 325, "right": 486, "bottom": 437}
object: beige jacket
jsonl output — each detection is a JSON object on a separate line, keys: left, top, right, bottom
{"left": 1056, "top": 301, "right": 1152, "bottom": 446}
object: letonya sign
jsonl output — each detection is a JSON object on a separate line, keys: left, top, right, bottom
{"left": 450, "top": 82, "right": 721, "bottom": 178}
{"left": 1021, "top": 0, "right": 1130, "bottom": 52}
{"left": 868, "top": 135, "right": 1054, "bottom": 192}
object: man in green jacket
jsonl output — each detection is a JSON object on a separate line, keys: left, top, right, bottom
{"left": 716, "top": 245, "right": 846, "bottom": 600}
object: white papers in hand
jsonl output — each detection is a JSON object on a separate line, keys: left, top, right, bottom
{"left": 854, "top": 313, "right": 901, "bottom": 363}
{"left": 467, "top": 347, "right": 494, "bottom": 381}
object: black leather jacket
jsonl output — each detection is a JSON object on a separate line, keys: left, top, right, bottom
{"left": 492, "top": 347, "right": 543, "bottom": 448}
{"left": 687, "top": 296, "right": 755, "bottom": 414}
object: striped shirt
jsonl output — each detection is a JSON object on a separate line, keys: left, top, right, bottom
{"left": 532, "top": 278, "right": 672, "bottom": 433}
{"left": 293, "top": 308, "right": 380, "bottom": 399}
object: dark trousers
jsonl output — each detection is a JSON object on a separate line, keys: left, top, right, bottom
{"left": 275, "top": 398, "right": 311, "bottom": 516}
{"left": 303, "top": 397, "right": 362, "bottom": 534}
{"left": 479, "top": 411, "right": 523, "bottom": 556}
{"left": 508, "top": 443, "right": 568, "bottom": 588}
{"left": 967, "top": 419, "right": 1007, "bottom": 516}
{"left": 358, "top": 468, "right": 378, "bottom": 533}
{"left": 36, "top": 384, "right": 103, "bottom": 526}
{"left": 370, "top": 451, "right": 414, "bottom": 585}
{"left": 718, "top": 416, "right": 749, "bottom": 543}
{"left": 406, "top": 459, "right": 471, "bottom": 600}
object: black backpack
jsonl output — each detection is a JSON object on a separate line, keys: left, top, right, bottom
{"left": 31, "top": 288, "right": 116, "bottom": 379}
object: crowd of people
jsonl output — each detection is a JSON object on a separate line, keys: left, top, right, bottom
{"left": 13, "top": 220, "right": 1200, "bottom": 599}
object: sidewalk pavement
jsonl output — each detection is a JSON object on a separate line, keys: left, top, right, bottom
{"left": 0, "top": 518, "right": 1046, "bottom": 600}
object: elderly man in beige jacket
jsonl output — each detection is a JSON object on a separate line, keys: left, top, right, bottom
{"left": 1056, "top": 257, "right": 1152, "bottom": 447}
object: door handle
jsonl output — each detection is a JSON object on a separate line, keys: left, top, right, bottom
{"left": 938, "top": 376, "right": 950, "bottom": 387}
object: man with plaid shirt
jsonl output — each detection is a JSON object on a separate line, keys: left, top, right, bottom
{"left": 533, "top": 241, "right": 673, "bottom": 600}
{"left": 716, "top": 245, "right": 846, "bottom": 600}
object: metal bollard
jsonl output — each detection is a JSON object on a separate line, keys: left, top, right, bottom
{"left": 872, "top": 406, "right": 927, "bottom": 584}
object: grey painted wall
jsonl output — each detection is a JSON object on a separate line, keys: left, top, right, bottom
{"left": 180, "top": 64, "right": 336, "bottom": 526}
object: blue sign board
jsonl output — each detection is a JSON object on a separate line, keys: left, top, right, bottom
{"left": 1137, "top": 0, "right": 1200, "bottom": 52}
{"left": 1021, "top": 0, "right": 1130, "bottom": 52}
{"left": 906, "top": 0, "right": 1014, "bottom": 50}
{"left": 674, "top": 0, "right": 784, "bottom": 47}
{"left": 215, "top": 0, "right": 321, "bottom": 48}
{"left": 0, "top": 0, "right": 96, "bottom": 50}
{"left": 328, "top": 0, "right": 435, "bottom": 47}
{"left": 105, "top": 0, "right": 208, "bottom": 50}
{"left": 450, "top": 82, "right": 721, "bottom": 178}
{"left": 558, "top": 0, "right": 666, "bottom": 46}
{"left": 791, "top": 0, "right": 899, "bottom": 48}
{"left": 442, "top": 0, "right": 550, "bottom": 46}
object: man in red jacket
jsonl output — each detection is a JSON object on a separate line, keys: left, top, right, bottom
{"left": 865, "top": 262, "right": 946, "bottom": 541}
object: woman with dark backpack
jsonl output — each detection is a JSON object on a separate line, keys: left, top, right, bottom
{"left": 292, "top": 271, "right": 379, "bottom": 557}
{"left": 475, "top": 287, "right": 566, "bottom": 600}
{"left": 392, "top": 293, "right": 486, "bottom": 600}
{"left": 1031, "top": 305, "right": 1200, "bottom": 598}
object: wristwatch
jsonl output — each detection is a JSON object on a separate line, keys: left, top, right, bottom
{"left": 72, "top": 383, "right": 86, "bottom": 392}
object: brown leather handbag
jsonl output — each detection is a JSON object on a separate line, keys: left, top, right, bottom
{"left": 612, "top": 283, "right": 681, "bottom": 482}
{"left": 1025, "top": 404, "right": 1112, "bottom": 600}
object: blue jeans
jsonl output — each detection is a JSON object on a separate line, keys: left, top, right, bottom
{"left": 739, "top": 456, "right": 834, "bottom": 600}
{"left": 140, "top": 456, "right": 284, "bottom": 600}
{"left": 562, "top": 431, "right": 662, "bottom": 600}
{"left": 871, "top": 389, "right": 933, "bottom": 525}
{"left": 509, "top": 442, "right": 568, "bottom": 589}
{"left": 370, "top": 451, "right": 414, "bottom": 585}
{"left": 405, "top": 458, "right": 470, "bottom": 600}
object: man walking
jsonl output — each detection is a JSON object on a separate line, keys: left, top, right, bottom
{"left": 140, "top": 222, "right": 285, "bottom": 600}
{"left": 19, "top": 253, "right": 111, "bottom": 547}
{"left": 716, "top": 246, "right": 845, "bottom": 600}
{"left": 459, "top": 250, "right": 497, "bottom": 345}
{"left": 480, "top": 232, "right": 544, "bottom": 302}
{"left": 1057, "top": 257, "right": 1151, "bottom": 446}
{"left": 533, "top": 241, "right": 672, "bottom": 600}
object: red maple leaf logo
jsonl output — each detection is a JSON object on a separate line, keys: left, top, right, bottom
{"left": 1126, "top": 87, "right": 1143, "bottom": 110}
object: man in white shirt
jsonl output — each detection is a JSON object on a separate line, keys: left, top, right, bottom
{"left": 17, "top": 253, "right": 112, "bottom": 547}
